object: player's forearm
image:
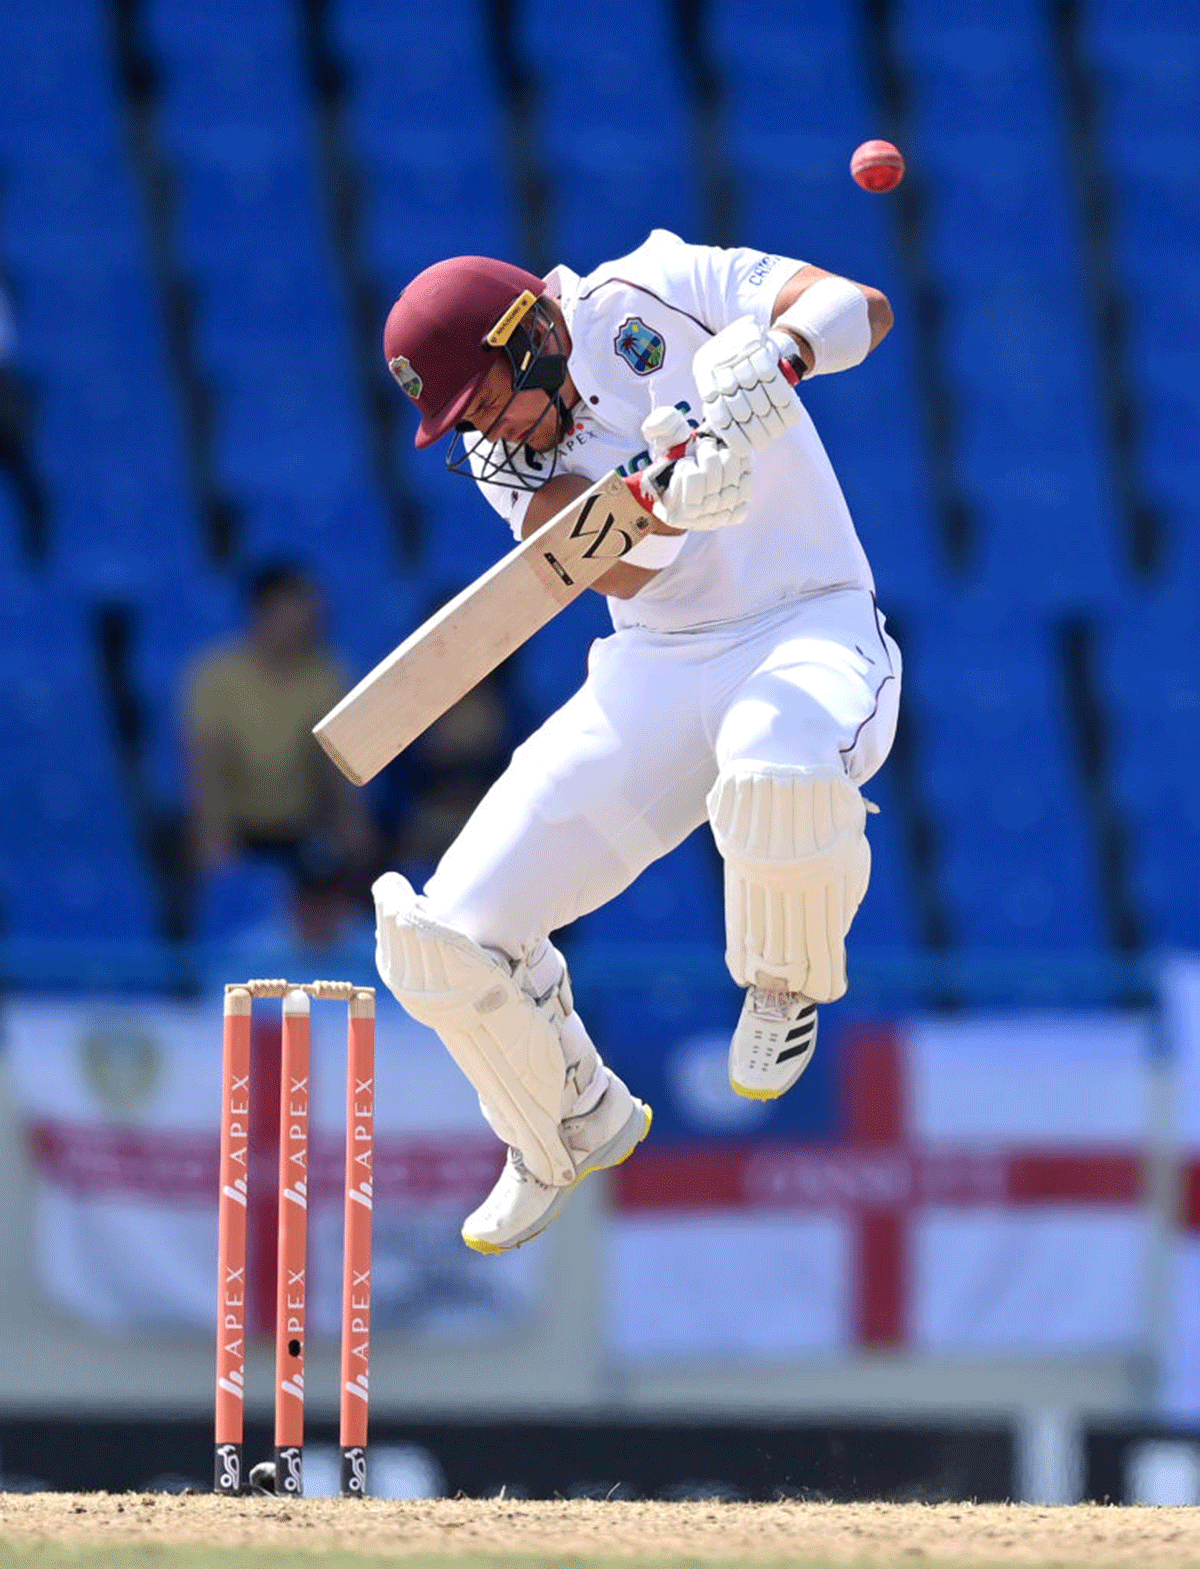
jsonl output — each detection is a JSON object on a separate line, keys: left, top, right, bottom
{"left": 771, "top": 265, "right": 893, "bottom": 365}
{"left": 521, "top": 471, "right": 679, "bottom": 597}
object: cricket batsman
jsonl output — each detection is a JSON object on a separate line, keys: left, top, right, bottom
{"left": 373, "top": 228, "right": 900, "bottom": 1253}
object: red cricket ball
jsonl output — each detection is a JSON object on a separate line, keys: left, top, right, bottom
{"left": 851, "top": 139, "right": 906, "bottom": 193}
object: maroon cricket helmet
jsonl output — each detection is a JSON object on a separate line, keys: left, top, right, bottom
{"left": 383, "top": 256, "right": 548, "bottom": 449}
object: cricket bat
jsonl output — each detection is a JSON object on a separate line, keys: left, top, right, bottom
{"left": 313, "top": 467, "right": 658, "bottom": 785}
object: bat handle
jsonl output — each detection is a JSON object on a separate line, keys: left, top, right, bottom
{"left": 626, "top": 439, "right": 692, "bottom": 514}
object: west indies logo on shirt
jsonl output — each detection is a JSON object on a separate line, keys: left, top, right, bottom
{"left": 614, "top": 317, "right": 665, "bottom": 376}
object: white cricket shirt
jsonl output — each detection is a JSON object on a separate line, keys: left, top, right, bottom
{"left": 468, "top": 228, "right": 874, "bottom": 634}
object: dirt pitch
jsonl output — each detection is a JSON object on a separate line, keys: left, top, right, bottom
{"left": 3, "top": 1493, "right": 1200, "bottom": 1569}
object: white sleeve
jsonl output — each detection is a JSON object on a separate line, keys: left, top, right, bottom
{"left": 466, "top": 437, "right": 535, "bottom": 542}
{"left": 645, "top": 230, "right": 806, "bottom": 335}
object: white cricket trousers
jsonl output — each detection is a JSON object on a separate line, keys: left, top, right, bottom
{"left": 421, "top": 587, "right": 901, "bottom": 960}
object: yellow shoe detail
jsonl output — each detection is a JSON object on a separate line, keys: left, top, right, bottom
{"left": 461, "top": 1233, "right": 508, "bottom": 1255}
{"left": 461, "top": 1104, "right": 652, "bottom": 1254}
{"left": 730, "top": 1079, "right": 787, "bottom": 1102}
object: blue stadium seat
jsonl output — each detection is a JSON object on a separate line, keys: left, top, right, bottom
{"left": 211, "top": 374, "right": 370, "bottom": 501}
{"left": 895, "top": 0, "right": 1048, "bottom": 42}
{"left": 359, "top": 154, "right": 521, "bottom": 286}
{"left": 925, "top": 741, "right": 1105, "bottom": 948}
{"left": 236, "top": 488, "right": 395, "bottom": 599}
{"left": 732, "top": 134, "right": 893, "bottom": 281}
{"left": 523, "top": 0, "right": 690, "bottom": 148}
{"left": 159, "top": 117, "right": 309, "bottom": 167}
{"left": 574, "top": 826, "right": 725, "bottom": 947}
{"left": 850, "top": 764, "right": 919, "bottom": 950}
{"left": 955, "top": 377, "right": 1107, "bottom": 481}
{"left": 11, "top": 264, "right": 163, "bottom": 371}
{"left": 1085, "top": 0, "right": 1199, "bottom": 64}
{"left": 345, "top": 32, "right": 503, "bottom": 155}
{"left": 0, "top": 46, "right": 123, "bottom": 156}
{"left": 516, "top": 593, "right": 614, "bottom": 723}
{"left": 1142, "top": 463, "right": 1200, "bottom": 585}
{"left": 51, "top": 487, "right": 205, "bottom": 601}
{"left": 405, "top": 453, "right": 514, "bottom": 584}
{"left": 902, "top": 41, "right": 1062, "bottom": 151}
{"left": 0, "top": 481, "right": 22, "bottom": 571}
{"left": 1101, "top": 595, "right": 1200, "bottom": 948}
{"left": 906, "top": 616, "right": 1101, "bottom": 948}
{"left": 551, "top": 143, "right": 703, "bottom": 276}
{"left": 173, "top": 156, "right": 328, "bottom": 274}
{"left": 0, "top": 0, "right": 110, "bottom": 52}
{"left": 711, "top": 0, "right": 866, "bottom": 60}
{"left": 134, "top": 575, "right": 244, "bottom": 808}
{"left": 195, "top": 857, "right": 292, "bottom": 942}
{"left": 333, "top": 0, "right": 485, "bottom": 57}
{"left": 194, "top": 299, "right": 349, "bottom": 384}
{"left": 144, "top": 0, "right": 298, "bottom": 56}
{"left": 924, "top": 166, "right": 1079, "bottom": 287}
{"left": 0, "top": 630, "right": 158, "bottom": 943}
{"left": 1094, "top": 54, "right": 1200, "bottom": 146}
{"left": 1123, "top": 273, "right": 1200, "bottom": 367}
{"left": 960, "top": 464, "right": 1123, "bottom": 611}
{"left": 942, "top": 286, "right": 1094, "bottom": 397}
{"left": 1, "top": 848, "right": 159, "bottom": 941}
{"left": 812, "top": 426, "right": 944, "bottom": 609}
{"left": 1106, "top": 140, "right": 1200, "bottom": 254}
{"left": 153, "top": 16, "right": 309, "bottom": 166}
{"left": 0, "top": 160, "right": 142, "bottom": 270}
{"left": 327, "top": 575, "right": 425, "bottom": 680}
{"left": 722, "top": 50, "right": 872, "bottom": 149}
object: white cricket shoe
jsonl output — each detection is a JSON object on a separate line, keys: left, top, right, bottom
{"left": 462, "top": 1074, "right": 652, "bottom": 1254}
{"left": 729, "top": 987, "right": 819, "bottom": 1101}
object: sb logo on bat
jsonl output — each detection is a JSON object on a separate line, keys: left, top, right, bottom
{"left": 543, "top": 494, "right": 648, "bottom": 585}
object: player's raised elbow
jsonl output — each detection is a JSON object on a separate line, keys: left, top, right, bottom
{"left": 863, "top": 286, "right": 893, "bottom": 350}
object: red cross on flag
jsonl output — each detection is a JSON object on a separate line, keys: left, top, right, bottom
{"left": 610, "top": 1015, "right": 1152, "bottom": 1359}
{"left": 1162, "top": 958, "right": 1200, "bottom": 1421}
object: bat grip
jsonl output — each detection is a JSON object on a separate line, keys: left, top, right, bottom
{"left": 626, "top": 439, "right": 691, "bottom": 513}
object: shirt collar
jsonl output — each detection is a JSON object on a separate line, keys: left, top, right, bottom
{"left": 543, "top": 263, "right": 607, "bottom": 421}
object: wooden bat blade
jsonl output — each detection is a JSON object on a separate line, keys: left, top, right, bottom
{"left": 313, "top": 469, "right": 653, "bottom": 785}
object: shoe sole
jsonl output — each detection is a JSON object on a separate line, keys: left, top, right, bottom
{"left": 462, "top": 1100, "right": 653, "bottom": 1256}
{"left": 729, "top": 1040, "right": 818, "bottom": 1102}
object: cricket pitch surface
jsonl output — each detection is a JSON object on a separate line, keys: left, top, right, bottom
{"left": 3, "top": 1493, "right": 1200, "bottom": 1568}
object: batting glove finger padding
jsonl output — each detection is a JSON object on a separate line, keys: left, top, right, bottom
{"left": 692, "top": 316, "right": 803, "bottom": 457}
{"left": 651, "top": 433, "right": 753, "bottom": 531}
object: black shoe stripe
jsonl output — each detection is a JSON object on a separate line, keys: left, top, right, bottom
{"left": 785, "top": 1023, "right": 816, "bottom": 1043}
{"left": 776, "top": 1040, "right": 815, "bottom": 1065}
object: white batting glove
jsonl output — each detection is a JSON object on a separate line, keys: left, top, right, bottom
{"left": 640, "top": 404, "right": 752, "bottom": 532}
{"left": 691, "top": 316, "right": 803, "bottom": 458}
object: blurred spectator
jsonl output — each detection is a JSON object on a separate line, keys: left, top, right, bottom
{"left": 0, "top": 277, "right": 49, "bottom": 558}
{"left": 219, "top": 837, "right": 375, "bottom": 961}
{"left": 184, "top": 560, "right": 375, "bottom": 878}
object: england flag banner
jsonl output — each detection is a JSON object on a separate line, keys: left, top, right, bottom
{"left": 5, "top": 993, "right": 540, "bottom": 1338}
{"left": 1162, "top": 956, "right": 1200, "bottom": 1421}
{"left": 607, "top": 1013, "right": 1153, "bottom": 1359}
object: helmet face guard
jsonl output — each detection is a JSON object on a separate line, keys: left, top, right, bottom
{"left": 445, "top": 295, "right": 571, "bottom": 494}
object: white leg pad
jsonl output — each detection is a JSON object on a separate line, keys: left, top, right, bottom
{"left": 708, "top": 763, "right": 870, "bottom": 1003}
{"left": 373, "top": 872, "right": 598, "bottom": 1186}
